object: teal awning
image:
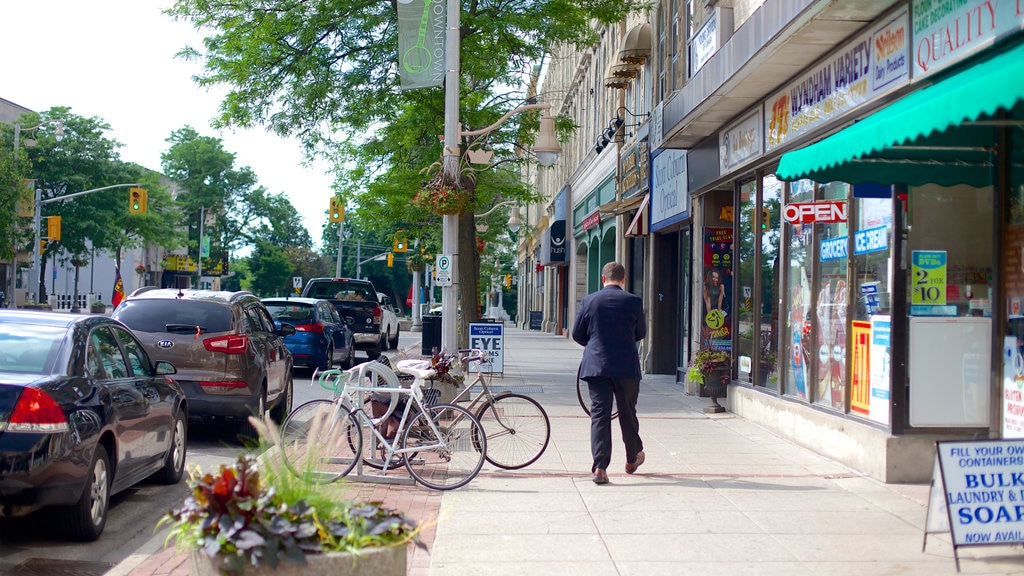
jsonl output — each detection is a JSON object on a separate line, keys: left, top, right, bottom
{"left": 775, "top": 39, "right": 1024, "bottom": 187}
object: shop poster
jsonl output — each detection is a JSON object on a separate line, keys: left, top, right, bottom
{"left": 1002, "top": 336, "right": 1024, "bottom": 439}
{"left": 816, "top": 278, "right": 848, "bottom": 406}
{"left": 788, "top": 266, "right": 811, "bottom": 398}
{"left": 702, "top": 227, "right": 733, "bottom": 351}
{"left": 850, "top": 320, "right": 871, "bottom": 416}
{"left": 869, "top": 316, "right": 891, "bottom": 425}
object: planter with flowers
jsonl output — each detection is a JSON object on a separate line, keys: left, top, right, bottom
{"left": 406, "top": 252, "right": 428, "bottom": 273}
{"left": 161, "top": 417, "right": 422, "bottom": 576}
{"left": 412, "top": 183, "right": 470, "bottom": 215}
{"left": 687, "top": 348, "right": 731, "bottom": 412}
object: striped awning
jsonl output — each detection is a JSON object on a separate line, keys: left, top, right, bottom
{"left": 625, "top": 194, "right": 649, "bottom": 237}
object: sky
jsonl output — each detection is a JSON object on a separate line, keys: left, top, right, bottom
{"left": 1, "top": 1, "right": 335, "bottom": 246}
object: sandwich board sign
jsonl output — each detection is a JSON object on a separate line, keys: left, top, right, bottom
{"left": 468, "top": 322, "right": 503, "bottom": 374}
{"left": 923, "top": 439, "right": 1024, "bottom": 571}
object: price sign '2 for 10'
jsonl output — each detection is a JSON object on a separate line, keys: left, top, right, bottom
{"left": 912, "top": 250, "right": 947, "bottom": 306}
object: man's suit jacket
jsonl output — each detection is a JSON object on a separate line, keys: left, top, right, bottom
{"left": 572, "top": 284, "right": 646, "bottom": 381}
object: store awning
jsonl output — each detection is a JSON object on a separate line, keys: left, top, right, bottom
{"left": 599, "top": 193, "right": 645, "bottom": 216}
{"left": 619, "top": 23, "right": 651, "bottom": 64}
{"left": 775, "top": 39, "right": 1024, "bottom": 187}
{"left": 625, "top": 194, "right": 649, "bottom": 237}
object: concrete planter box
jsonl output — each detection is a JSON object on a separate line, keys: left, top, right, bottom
{"left": 189, "top": 545, "right": 406, "bottom": 576}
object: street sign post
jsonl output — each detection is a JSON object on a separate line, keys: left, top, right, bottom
{"left": 435, "top": 254, "right": 452, "bottom": 287}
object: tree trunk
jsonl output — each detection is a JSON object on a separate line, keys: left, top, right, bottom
{"left": 457, "top": 210, "right": 478, "bottom": 349}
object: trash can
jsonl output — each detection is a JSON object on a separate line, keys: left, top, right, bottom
{"left": 421, "top": 314, "right": 442, "bottom": 356}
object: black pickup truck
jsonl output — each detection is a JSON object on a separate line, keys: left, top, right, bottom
{"left": 301, "top": 277, "right": 386, "bottom": 359}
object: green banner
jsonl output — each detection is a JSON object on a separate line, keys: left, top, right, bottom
{"left": 397, "top": 0, "right": 445, "bottom": 90}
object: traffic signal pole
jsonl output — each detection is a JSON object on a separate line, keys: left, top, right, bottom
{"left": 30, "top": 182, "right": 142, "bottom": 304}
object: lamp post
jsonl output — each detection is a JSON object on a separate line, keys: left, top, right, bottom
{"left": 13, "top": 119, "right": 64, "bottom": 305}
{"left": 441, "top": 0, "right": 560, "bottom": 351}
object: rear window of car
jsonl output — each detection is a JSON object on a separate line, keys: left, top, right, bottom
{"left": 265, "top": 303, "right": 314, "bottom": 322}
{"left": 114, "top": 299, "right": 234, "bottom": 333}
{"left": 0, "top": 323, "right": 65, "bottom": 374}
{"left": 307, "top": 281, "right": 371, "bottom": 301}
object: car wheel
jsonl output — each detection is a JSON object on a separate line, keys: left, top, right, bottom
{"left": 321, "top": 345, "right": 334, "bottom": 371}
{"left": 239, "top": 385, "right": 267, "bottom": 441}
{"left": 269, "top": 375, "right": 294, "bottom": 424}
{"left": 388, "top": 326, "right": 400, "bottom": 350}
{"left": 366, "top": 335, "right": 384, "bottom": 360}
{"left": 155, "top": 408, "right": 187, "bottom": 484}
{"left": 341, "top": 342, "right": 355, "bottom": 369}
{"left": 66, "top": 447, "right": 110, "bottom": 541}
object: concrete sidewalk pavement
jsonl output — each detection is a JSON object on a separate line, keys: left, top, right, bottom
{"left": 113, "top": 324, "right": 1023, "bottom": 576}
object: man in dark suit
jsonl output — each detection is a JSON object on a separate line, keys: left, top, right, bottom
{"left": 572, "top": 261, "right": 646, "bottom": 484}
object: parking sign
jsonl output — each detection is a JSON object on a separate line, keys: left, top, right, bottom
{"left": 435, "top": 254, "right": 452, "bottom": 287}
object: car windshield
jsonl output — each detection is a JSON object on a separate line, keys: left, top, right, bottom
{"left": 114, "top": 300, "right": 233, "bottom": 333}
{"left": 265, "top": 303, "right": 314, "bottom": 322}
{"left": 0, "top": 323, "right": 65, "bottom": 374}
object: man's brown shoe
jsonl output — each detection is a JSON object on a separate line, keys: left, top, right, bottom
{"left": 625, "top": 451, "right": 645, "bottom": 474}
{"left": 592, "top": 468, "right": 609, "bottom": 484}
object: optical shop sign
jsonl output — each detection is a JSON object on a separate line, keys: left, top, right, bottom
{"left": 925, "top": 440, "right": 1024, "bottom": 563}
{"left": 468, "top": 322, "right": 503, "bottom": 373}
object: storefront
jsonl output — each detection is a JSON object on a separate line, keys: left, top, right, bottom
{"left": 648, "top": 148, "right": 691, "bottom": 376}
{"left": 573, "top": 175, "right": 617, "bottom": 302}
{"left": 539, "top": 188, "right": 569, "bottom": 334}
{"left": 690, "top": 3, "right": 1024, "bottom": 481}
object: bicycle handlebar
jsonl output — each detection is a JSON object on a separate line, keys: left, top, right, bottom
{"left": 458, "top": 348, "right": 487, "bottom": 364}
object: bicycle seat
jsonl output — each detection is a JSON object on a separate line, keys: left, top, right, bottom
{"left": 395, "top": 359, "right": 434, "bottom": 380}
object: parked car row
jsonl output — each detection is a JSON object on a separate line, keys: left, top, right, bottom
{"left": 0, "top": 288, "right": 369, "bottom": 543}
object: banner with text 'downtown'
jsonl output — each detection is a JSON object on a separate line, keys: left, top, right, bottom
{"left": 397, "top": 0, "right": 445, "bottom": 90}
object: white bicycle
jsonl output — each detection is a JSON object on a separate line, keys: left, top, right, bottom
{"left": 280, "top": 360, "right": 486, "bottom": 490}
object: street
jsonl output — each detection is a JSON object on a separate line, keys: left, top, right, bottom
{"left": 0, "top": 336, "right": 415, "bottom": 576}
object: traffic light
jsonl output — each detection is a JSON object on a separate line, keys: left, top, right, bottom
{"left": 504, "top": 274, "right": 512, "bottom": 289}
{"left": 387, "top": 253, "right": 394, "bottom": 267}
{"left": 46, "top": 215, "right": 61, "bottom": 241}
{"left": 329, "top": 197, "right": 344, "bottom": 222}
{"left": 393, "top": 233, "right": 408, "bottom": 252}
{"left": 129, "top": 188, "right": 148, "bottom": 214}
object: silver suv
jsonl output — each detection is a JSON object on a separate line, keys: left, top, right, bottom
{"left": 112, "top": 288, "right": 295, "bottom": 433}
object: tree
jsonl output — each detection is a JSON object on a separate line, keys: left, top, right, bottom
{"left": 167, "top": 0, "right": 645, "bottom": 344}
{"left": 10, "top": 108, "right": 183, "bottom": 301}
{"left": 248, "top": 241, "right": 293, "bottom": 297}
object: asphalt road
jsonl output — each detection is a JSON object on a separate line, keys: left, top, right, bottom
{"left": 0, "top": 333, "right": 415, "bottom": 576}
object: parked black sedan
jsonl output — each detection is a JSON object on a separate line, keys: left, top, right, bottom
{"left": 0, "top": 310, "right": 187, "bottom": 541}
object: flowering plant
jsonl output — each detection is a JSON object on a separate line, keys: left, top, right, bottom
{"left": 687, "top": 348, "right": 731, "bottom": 386}
{"left": 135, "top": 265, "right": 146, "bottom": 275}
{"left": 412, "top": 183, "right": 470, "bottom": 215}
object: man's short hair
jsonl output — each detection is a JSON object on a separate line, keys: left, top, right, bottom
{"left": 602, "top": 261, "right": 626, "bottom": 282}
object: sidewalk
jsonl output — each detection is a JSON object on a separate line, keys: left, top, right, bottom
{"left": 113, "top": 324, "right": 1023, "bottom": 576}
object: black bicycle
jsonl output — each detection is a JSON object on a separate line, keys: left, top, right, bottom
{"left": 575, "top": 364, "right": 619, "bottom": 420}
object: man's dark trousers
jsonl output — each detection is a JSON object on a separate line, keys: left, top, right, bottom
{"left": 588, "top": 376, "right": 642, "bottom": 472}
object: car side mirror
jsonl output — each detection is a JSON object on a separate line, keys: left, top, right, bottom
{"left": 278, "top": 323, "right": 297, "bottom": 336}
{"left": 155, "top": 360, "right": 177, "bottom": 375}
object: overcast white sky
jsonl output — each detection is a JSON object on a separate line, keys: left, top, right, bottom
{"left": 1, "top": 1, "right": 335, "bottom": 245}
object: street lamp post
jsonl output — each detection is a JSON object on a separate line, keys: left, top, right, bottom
{"left": 440, "top": 0, "right": 560, "bottom": 351}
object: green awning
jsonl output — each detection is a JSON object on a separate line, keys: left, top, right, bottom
{"left": 775, "top": 39, "right": 1024, "bottom": 187}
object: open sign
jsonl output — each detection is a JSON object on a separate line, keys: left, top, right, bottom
{"left": 782, "top": 201, "right": 847, "bottom": 224}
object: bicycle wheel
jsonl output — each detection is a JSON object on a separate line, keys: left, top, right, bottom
{"left": 402, "top": 403, "right": 485, "bottom": 490}
{"left": 475, "top": 392, "right": 550, "bottom": 470}
{"left": 354, "top": 398, "right": 411, "bottom": 470}
{"left": 280, "top": 399, "right": 360, "bottom": 483}
{"left": 576, "top": 365, "right": 619, "bottom": 420}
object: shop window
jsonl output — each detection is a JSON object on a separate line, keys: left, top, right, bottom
{"left": 783, "top": 180, "right": 815, "bottom": 399}
{"left": 850, "top": 196, "right": 894, "bottom": 423}
{"left": 736, "top": 180, "right": 756, "bottom": 383}
{"left": 815, "top": 182, "right": 851, "bottom": 411}
{"left": 759, "top": 176, "right": 783, "bottom": 391}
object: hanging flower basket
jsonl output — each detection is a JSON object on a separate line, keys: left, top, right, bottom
{"left": 413, "top": 183, "right": 470, "bottom": 215}
{"left": 407, "top": 252, "right": 428, "bottom": 272}
{"left": 134, "top": 266, "right": 146, "bottom": 275}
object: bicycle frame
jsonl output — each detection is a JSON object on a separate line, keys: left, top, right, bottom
{"left": 316, "top": 362, "right": 449, "bottom": 476}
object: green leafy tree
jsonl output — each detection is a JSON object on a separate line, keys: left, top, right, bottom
{"left": 11, "top": 108, "right": 183, "bottom": 301}
{"left": 248, "top": 241, "right": 293, "bottom": 297}
{"left": 167, "top": 0, "right": 645, "bottom": 343}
